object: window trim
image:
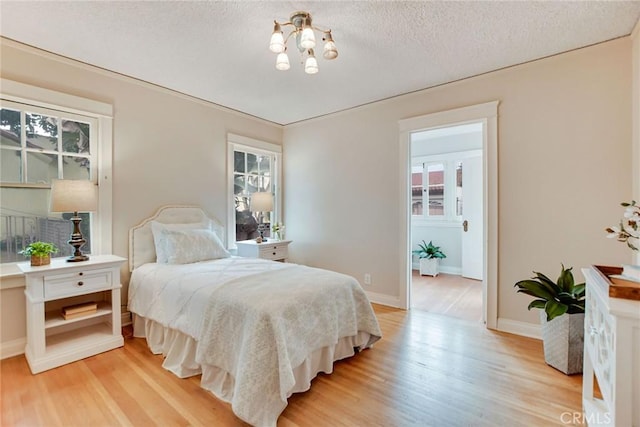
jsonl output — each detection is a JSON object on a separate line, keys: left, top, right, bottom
{"left": 1, "top": 79, "right": 113, "bottom": 275}
{"left": 226, "top": 133, "right": 282, "bottom": 249}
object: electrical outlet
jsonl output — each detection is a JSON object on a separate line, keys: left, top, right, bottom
{"left": 364, "top": 273, "right": 371, "bottom": 285}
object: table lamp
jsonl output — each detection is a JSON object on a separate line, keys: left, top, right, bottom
{"left": 250, "top": 192, "right": 273, "bottom": 243}
{"left": 50, "top": 179, "right": 98, "bottom": 262}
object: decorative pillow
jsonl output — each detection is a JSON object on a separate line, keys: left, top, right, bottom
{"left": 150, "top": 221, "right": 212, "bottom": 263}
{"left": 161, "top": 229, "right": 230, "bottom": 264}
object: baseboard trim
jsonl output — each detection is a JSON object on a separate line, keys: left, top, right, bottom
{"left": 366, "top": 291, "right": 402, "bottom": 308}
{"left": 496, "top": 318, "right": 541, "bottom": 340}
{"left": 121, "top": 310, "right": 132, "bottom": 326}
{"left": 411, "top": 265, "right": 462, "bottom": 275}
{"left": 1, "top": 337, "right": 25, "bottom": 359}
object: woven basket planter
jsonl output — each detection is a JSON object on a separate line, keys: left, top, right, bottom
{"left": 30, "top": 255, "right": 51, "bottom": 266}
{"left": 540, "top": 311, "right": 584, "bottom": 375}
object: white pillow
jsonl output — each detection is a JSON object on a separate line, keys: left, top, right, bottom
{"left": 150, "top": 221, "right": 212, "bottom": 263}
{"left": 162, "top": 229, "right": 230, "bottom": 264}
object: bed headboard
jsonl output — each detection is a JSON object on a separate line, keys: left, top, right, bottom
{"left": 128, "top": 205, "right": 225, "bottom": 272}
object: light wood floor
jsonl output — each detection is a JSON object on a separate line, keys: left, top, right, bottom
{"left": 1, "top": 305, "right": 583, "bottom": 427}
{"left": 411, "top": 271, "right": 483, "bottom": 322}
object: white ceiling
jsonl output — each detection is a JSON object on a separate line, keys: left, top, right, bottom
{"left": 1, "top": 1, "right": 639, "bottom": 125}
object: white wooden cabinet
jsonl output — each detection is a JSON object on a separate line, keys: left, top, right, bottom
{"left": 582, "top": 266, "right": 640, "bottom": 426}
{"left": 18, "top": 255, "right": 126, "bottom": 374}
{"left": 236, "top": 240, "right": 291, "bottom": 262}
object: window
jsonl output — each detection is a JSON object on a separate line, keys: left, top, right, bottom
{"left": 227, "top": 134, "right": 281, "bottom": 247}
{"left": 1, "top": 79, "right": 112, "bottom": 266}
{"left": 412, "top": 150, "right": 480, "bottom": 222}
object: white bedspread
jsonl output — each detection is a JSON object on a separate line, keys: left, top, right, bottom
{"left": 128, "top": 257, "right": 381, "bottom": 427}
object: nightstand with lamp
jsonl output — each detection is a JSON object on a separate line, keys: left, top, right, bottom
{"left": 19, "top": 179, "right": 125, "bottom": 373}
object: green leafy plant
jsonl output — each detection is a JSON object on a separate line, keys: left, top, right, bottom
{"left": 514, "top": 264, "right": 585, "bottom": 321}
{"left": 412, "top": 240, "right": 446, "bottom": 259}
{"left": 19, "top": 241, "right": 59, "bottom": 258}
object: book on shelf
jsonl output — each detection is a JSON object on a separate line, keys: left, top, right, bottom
{"left": 61, "top": 301, "right": 97, "bottom": 320}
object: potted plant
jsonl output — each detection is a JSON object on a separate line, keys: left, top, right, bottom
{"left": 19, "top": 241, "right": 59, "bottom": 266}
{"left": 412, "top": 240, "right": 446, "bottom": 276}
{"left": 514, "top": 264, "right": 585, "bottom": 374}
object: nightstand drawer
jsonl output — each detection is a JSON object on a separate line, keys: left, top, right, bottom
{"left": 259, "top": 245, "right": 288, "bottom": 260}
{"left": 44, "top": 268, "right": 113, "bottom": 299}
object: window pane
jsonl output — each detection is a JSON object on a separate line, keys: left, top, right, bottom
{"left": 62, "top": 120, "right": 90, "bottom": 154}
{"left": 247, "top": 153, "right": 258, "bottom": 173}
{"left": 26, "top": 151, "right": 57, "bottom": 184}
{"left": 247, "top": 175, "right": 260, "bottom": 193}
{"left": 26, "top": 113, "right": 58, "bottom": 151}
{"left": 258, "top": 155, "right": 271, "bottom": 176}
{"left": 0, "top": 108, "right": 21, "bottom": 147}
{"left": 456, "top": 161, "right": 463, "bottom": 216}
{"left": 234, "top": 151, "right": 245, "bottom": 173}
{"left": 1, "top": 148, "right": 22, "bottom": 182}
{"left": 234, "top": 174, "right": 246, "bottom": 195}
{"left": 260, "top": 177, "right": 271, "bottom": 193}
{"left": 427, "top": 163, "right": 444, "bottom": 216}
{"left": 411, "top": 165, "right": 423, "bottom": 216}
{"left": 63, "top": 156, "right": 91, "bottom": 180}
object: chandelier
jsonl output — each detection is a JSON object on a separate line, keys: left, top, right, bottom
{"left": 269, "top": 11, "right": 338, "bottom": 74}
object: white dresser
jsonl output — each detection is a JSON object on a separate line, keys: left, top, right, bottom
{"left": 19, "top": 255, "right": 126, "bottom": 374}
{"left": 582, "top": 266, "right": 640, "bottom": 426}
{"left": 236, "top": 239, "right": 291, "bottom": 262}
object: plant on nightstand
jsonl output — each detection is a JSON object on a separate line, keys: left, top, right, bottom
{"left": 19, "top": 241, "right": 58, "bottom": 266}
{"left": 514, "top": 264, "right": 585, "bottom": 375}
{"left": 412, "top": 240, "right": 446, "bottom": 276}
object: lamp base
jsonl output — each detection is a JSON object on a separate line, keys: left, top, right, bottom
{"left": 66, "top": 212, "right": 90, "bottom": 262}
{"left": 67, "top": 254, "right": 90, "bottom": 262}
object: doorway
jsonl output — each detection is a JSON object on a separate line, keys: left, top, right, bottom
{"left": 398, "top": 101, "right": 499, "bottom": 328}
{"left": 409, "top": 125, "right": 484, "bottom": 321}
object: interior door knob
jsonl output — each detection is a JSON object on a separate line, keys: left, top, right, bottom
{"left": 463, "top": 220, "right": 468, "bottom": 232}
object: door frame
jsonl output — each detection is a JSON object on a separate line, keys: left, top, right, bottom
{"left": 398, "top": 101, "right": 499, "bottom": 328}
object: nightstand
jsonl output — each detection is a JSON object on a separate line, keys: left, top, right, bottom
{"left": 236, "top": 240, "right": 292, "bottom": 262}
{"left": 18, "top": 254, "right": 126, "bottom": 374}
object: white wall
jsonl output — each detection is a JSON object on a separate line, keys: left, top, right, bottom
{"left": 284, "top": 37, "right": 633, "bottom": 327}
{"left": 411, "top": 226, "right": 462, "bottom": 273}
{"left": 0, "top": 38, "right": 283, "bottom": 357}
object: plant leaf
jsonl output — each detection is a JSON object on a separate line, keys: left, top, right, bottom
{"left": 532, "top": 272, "right": 562, "bottom": 294}
{"left": 572, "top": 284, "right": 585, "bottom": 298}
{"left": 527, "top": 299, "right": 546, "bottom": 311}
{"left": 557, "top": 265, "right": 574, "bottom": 293}
{"left": 545, "top": 300, "right": 568, "bottom": 321}
{"left": 514, "top": 280, "right": 556, "bottom": 301}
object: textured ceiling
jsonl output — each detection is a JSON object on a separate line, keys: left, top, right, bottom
{"left": 1, "top": 1, "right": 639, "bottom": 125}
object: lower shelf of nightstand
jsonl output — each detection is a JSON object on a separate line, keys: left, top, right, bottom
{"left": 26, "top": 322, "right": 123, "bottom": 374}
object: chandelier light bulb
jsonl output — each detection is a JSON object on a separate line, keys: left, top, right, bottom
{"left": 322, "top": 32, "right": 338, "bottom": 60}
{"left": 305, "top": 49, "right": 319, "bottom": 74}
{"left": 300, "top": 17, "right": 316, "bottom": 49}
{"left": 276, "top": 52, "right": 290, "bottom": 71}
{"left": 269, "top": 22, "right": 285, "bottom": 53}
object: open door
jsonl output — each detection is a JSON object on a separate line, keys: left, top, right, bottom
{"left": 461, "top": 155, "right": 483, "bottom": 280}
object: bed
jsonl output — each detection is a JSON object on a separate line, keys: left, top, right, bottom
{"left": 127, "top": 205, "right": 382, "bottom": 427}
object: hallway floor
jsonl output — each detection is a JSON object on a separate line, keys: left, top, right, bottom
{"left": 411, "top": 270, "right": 483, "bottom": 322}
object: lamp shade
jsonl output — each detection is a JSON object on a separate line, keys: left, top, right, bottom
{"left": 50, "top": 179, "right": 98, "bottom": 213}
{"left": 250, "top": 192, "right": 273, "bottom": 212}
{"left": 276, "top": 52, "right": 290, "bottom": 70}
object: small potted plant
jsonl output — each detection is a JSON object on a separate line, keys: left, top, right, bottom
{"left": 514, "top": 264, "right": 585, "bottom": 374}
{"left": 19, "top": 241, "right": 59, "bottom": 266}
{"left": 412, "top": 240, "right": 446, "bottom": 276}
